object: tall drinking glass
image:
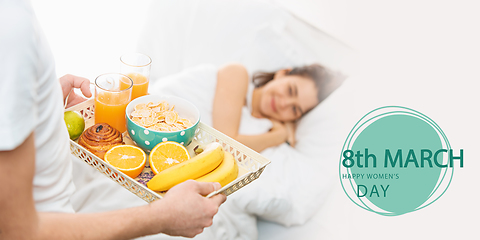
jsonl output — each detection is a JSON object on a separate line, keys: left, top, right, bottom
{"left": 120, "top": 53, "right": 151, "bottom": 100}
{"left": 95, "top": 73, "right": 133, "bottom": 133}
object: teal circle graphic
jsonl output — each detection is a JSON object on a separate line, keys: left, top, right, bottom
{"left": 339, "top": 106, "right": 453, "bottom": 216}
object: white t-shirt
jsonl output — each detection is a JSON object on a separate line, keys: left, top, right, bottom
{"left": 0, "top": 0, "right": 75, "bottom": 213}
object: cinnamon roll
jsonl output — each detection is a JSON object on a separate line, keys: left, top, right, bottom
{"left": 79, "top": 123, "right": 123, "bottom": 159}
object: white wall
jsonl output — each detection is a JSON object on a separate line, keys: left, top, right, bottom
{"left": 33, "top": 0, "right": 480, "bottom": 95}
{"left": 32, "top": 0, "right": 152, "bottom": 80}
{"left": 272, "top": 0, "right": 480, "bottom": 141}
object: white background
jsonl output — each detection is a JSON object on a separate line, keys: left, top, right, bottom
{"left": 32, "top": 0, "right": 480, "bottom": 122}
{"left": 32, "top": 0, "right": 152, "bottom": 80}
{"left": 32, "top": 0, "right": 480, "bottom": 238}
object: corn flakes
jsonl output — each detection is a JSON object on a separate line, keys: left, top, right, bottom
{"left": 130, "top": 101, "right": 193, "bottom": 132}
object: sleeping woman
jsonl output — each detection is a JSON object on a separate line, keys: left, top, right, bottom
{"left": 213, "top": 63, "right": 343, "bottom": 152}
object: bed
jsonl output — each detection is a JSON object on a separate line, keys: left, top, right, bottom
{"left": 70, "top": 0, "right": 356, "bottom": 239}
{"left": 135, "top": 1, "right": 356, "bottom": 239}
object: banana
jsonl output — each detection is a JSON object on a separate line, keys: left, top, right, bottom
{"left": 196, "top": 151, "right": 238, "bottom": 187}
{"left": 147, "top": 142, "right": 224, "bottom": 191}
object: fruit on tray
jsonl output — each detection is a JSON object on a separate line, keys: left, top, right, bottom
{"left": 196, "top": 151, "right": 238, "bottom": 187}
{"left": 64, "top": 110, "right": 85, "bottom": 140}
{"left": 147, "top": 142, "right": 224, "bottom": 191}
{"left": 149, "top": 141, "right": 190, "bottom": 175}
{"left": 78, "top": 123, "right": 123, "bottom": 159}
{"left": 104, "top": 145, "right": 146, "bottom": 178}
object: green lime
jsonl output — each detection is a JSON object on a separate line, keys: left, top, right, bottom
{"left": 64, "top": 111, "right": 85, "bottom": 140}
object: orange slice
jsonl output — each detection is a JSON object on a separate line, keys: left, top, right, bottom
{"left": 104, "top": 145, "right": 147, "bottom": 178}
{"left": 149, "top": 141, "right": 190, "bottom": 175}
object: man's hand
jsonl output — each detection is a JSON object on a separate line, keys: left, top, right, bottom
{"left": 150, "top": 180, "right": 226, "bottom": 238}
{"left": 59, "top": 74, "right": 92, "bottom": 108}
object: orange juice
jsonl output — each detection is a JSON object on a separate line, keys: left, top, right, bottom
{"left": 95, "top": 92, "right": 130, "bottom": 133}
{"left": 121, "top": 73, "right": 149, "bottom": 100}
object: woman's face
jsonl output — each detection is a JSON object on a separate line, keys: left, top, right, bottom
{"left": 259, "top": 73, "right": 318, "bottom": 122}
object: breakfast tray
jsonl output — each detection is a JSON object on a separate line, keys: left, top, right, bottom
{"left": 67, "top": 98, "right": 271, "bottom": 203}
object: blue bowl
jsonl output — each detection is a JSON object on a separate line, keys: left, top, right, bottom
{"left": 126, "top": 95, "right": 200, "bottom": 152}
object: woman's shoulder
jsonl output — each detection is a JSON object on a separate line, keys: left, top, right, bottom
{"left": 218, "top": 63, "right": 248, "bottom": 77}
{"left": 217, "top": 63, "right": 250, "bottom": 86}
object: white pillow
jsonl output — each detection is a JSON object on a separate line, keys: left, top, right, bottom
{"left": 296, "top": 79, "right": 351, "bottom": 156}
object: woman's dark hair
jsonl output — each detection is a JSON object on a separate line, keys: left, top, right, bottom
{"left": 252, "top": 64, "right": 346, "bottom": 104}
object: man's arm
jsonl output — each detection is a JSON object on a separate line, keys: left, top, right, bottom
{"left": 0, "top": 132, "right": 226, "bottom": 240}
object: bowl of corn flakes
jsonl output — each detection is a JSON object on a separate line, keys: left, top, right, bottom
{"left": 125, "top": 95, "right": 200, "bottom": 152}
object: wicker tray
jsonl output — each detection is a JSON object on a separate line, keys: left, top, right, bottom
{"left": 67, "top": 98, "right": 270, "bottom": 203}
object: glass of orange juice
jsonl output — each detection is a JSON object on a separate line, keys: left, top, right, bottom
{"left": 94, "top": 73, "right": 133, "bottom": 133}
{"left": 120, "top": 53, "right": 152, "bottom": 100}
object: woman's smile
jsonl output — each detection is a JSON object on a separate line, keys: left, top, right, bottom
{"left": 271, "top": 95, "right": 277, "bottom": 112}
{"left": 253, "top": 69, "right": 321, "bottom": 122}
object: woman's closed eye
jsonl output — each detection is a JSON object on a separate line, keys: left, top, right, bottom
{"left": 292, "top": 105, "right": 304, "bottom": 117}
{"left": 288, "top": 85, "right": 293, "bottom": 96}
